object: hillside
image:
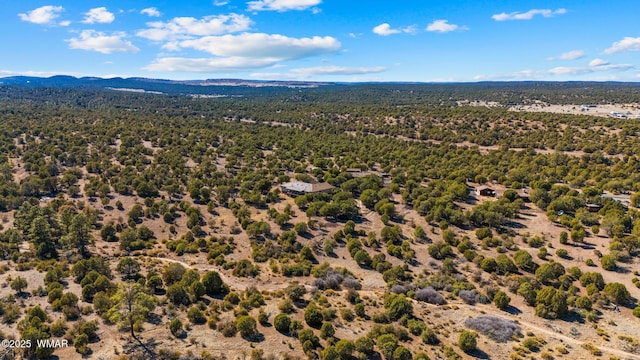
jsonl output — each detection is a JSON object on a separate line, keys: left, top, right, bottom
{"left": 0, "top": 85, "right": 640, "bottom": 360}
{"left": 4, "top": 76, "right": 640, "bottom": 105}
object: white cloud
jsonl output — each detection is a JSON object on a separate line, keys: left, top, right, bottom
{"left": 589, "top": 58, "right": 609, "bottom": 67}
{"left": 604, "top": 37, "right": 640, "bottom": 54}
{"left": 59, "top": 20, "right": 71, "bottom": 27}
{"left": 137, "top": 14, "right": 252, "bottom": 41}
{"left": 141, "top": 7, "right": 161, "bottom": 17}
{"left": 144, "top": 57, "right": 279, "bottom": 72}
{"left": 475, "top": 61, "right": 633, "bottom": 80}
{"left": 247, "top": 0, "right": 321, "bottom": 12}
{"left": 18, "top": 5, "right": 64, "bottom": 25}
{"left": 82, "top": 7, "right": 115, "bottom": 24}
{"left": 492, "top": 8, "right": 567, "bottom": 21}
{"left": 146, "top": 33, "right": 340, "bottom": 73}
{"left": 167, "top": 33, "right": 340, "bottom": 58}
{"left": 548, "top": 50, "right": 585, "bottom": 61}
{"left": 551, "top": 61, "right": 633, "bottom": 75}
{"left": 252, "top": 65, "right": 388, "bottom": 79}
{"left": 214, "top": 1, "right": 229, "bottom": 5}
{"left": 373, "top": 23, "right": 398, "bottom": 36}
{"left": 426, "top": 20, "right": 465, "bottom": 33}
{"left": 67, "top": 30, "right": 139, "bottom": 54}
{"left": 0, "top": 70, "right": 80, "bottom": 78}
{"left": 372, "top": 23, "right": 415, "bottom": 36}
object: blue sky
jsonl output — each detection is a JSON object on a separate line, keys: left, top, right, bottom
{"left": 2, "top": 1, "right": 640, "bottom": 82}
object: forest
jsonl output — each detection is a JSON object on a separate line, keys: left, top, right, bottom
{"left": 1, "top": 83, "right": 640, "bottom": 360}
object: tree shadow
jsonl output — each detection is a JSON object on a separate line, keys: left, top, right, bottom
{"left": 468, "top": 349, "right": 490, "bottom": 359}
{"left": 613, "top": 266, "right": 632, "bottom": 274}
{"left": 147, "top": 313, "right": 163, "bottom": 325}
{"left": 79, "top": 348, "right": 93, "bottom": 357}
{"left": 245, "top": 333, "right": 265, "bottom": 343}
{"left": 464, "top": 197, "right": 478, "bottom": 206}
{"left": 621, "top": 299, "right": 638, "bottom": 310}
{"left": 199, "top": 297, "right": 212, "bottom": 306}
{"left": 456, "top": 222, "right": 473, "bottom": 231}
{"left": 504, "top": 221, "right": 526, "bottom": 229}
{"left": 294, "top": 299, "right": 310, "bottom": 309}
{"left": 300, "top": 232, "right": 314, "bottom": 240}
{"left": 15, "top": 291, "right": 31, "bottom": 299}
{"left": 567, "top": 242, "right": 595, "bottom": 250}
{"left": 122, "top": 336, "right": 159, "bottom": 359}
{"left": 560, "top": 311, "right": 585, "bottom": 324}
{"left": 365, "top": 351, "right": 383, "bottom": 360}
{"left": 504, "top": 305, "right": 522, "bottom": 315}
{"left": 153, "top": 288, "right": 166, "bottom": 296}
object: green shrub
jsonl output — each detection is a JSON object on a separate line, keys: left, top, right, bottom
{"left": 522, "top": 336, "right": 543, "bottom": 352}
{"left": 320, "top": 322, "right": 335, "bottom": 339}
{"left": 476, "top": 227, "right": 492, "bottom": 240}
{"left": 493, "top": 291, "right": 511, "bottom": 310}
{"left": 236, "top": 315, "right": 258, "bottom": 339}
{"left": 393, "top": 346, "right": 412, "bottom": 360}
{"left": 535, "top": 287, "right": 567, "bottom": 319}
{"left": 458, "top": 330, "right": 477, "bottom": 353}
{"left": 601, "top": 254, "right": 617, "bottom": 271}
{"left": 273, "top": 314, "right": 291, "bottom": 334}
{"left": 575, "top": 296, "right": 592, "bottom": 310}
{"left": 355, "top": 336, "right": 374, "bottom": 354}
{"left": 480, "top": 258, "right": 497, "bottom": 273}
{"left": 335, "top": 339, "right": 355, "bottom": 360}
{"left": 585, "top": 258, "right": 595, "bottom": 266}
{"left": 257, "top": 311, "right": 269, "bottom": 326}
{"left": 421, "top": 328, "right": 439, "bottom": 345}
{"left": 218, "top": 320, "right": 237, "bottom": 337}
{"left": 383, "top": 293, "right": 413, "bottom": 320}
{"left": 169, "top": 318, "right": 183, "bottom": 337}
{"left": 559, "top": 231, "right": 568, "bottom": 244}
{"left": 603, "top": 283, "right": 631, "bottom": 305}
{"left": 187, "top": 307, "right": 206, "bottom": 324}
{"left": 304, "top": 305, "right": 324, "bottom": 328}
{"left": 74, "top": 333, "right": 89, "bottom": 355}
{"left": 50, "top": 319, "right": 67, "bottom": 337}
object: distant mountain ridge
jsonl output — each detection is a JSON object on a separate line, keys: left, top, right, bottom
{"left": 0, "top": 75, "right": 333, "bottom": 96}
{"left": 3, "top": 75, "right": 640, "bottom": 105}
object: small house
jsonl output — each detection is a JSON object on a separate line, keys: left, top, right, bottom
{"left": 281, "top": 181, "right": 334, "bottom": 196}
{"left": 585, "top": 204, "right": 602, "bottom": 213}
{"left": 476, "top": 186, "right": 496, "bottom": 197}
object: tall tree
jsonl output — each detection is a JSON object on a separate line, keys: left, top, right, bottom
{"left": 29, "top": 215, "right": 56, "bottom": 259}
{"left": 61, "top": 213, "right": 93, "bottom": 256}
{"left": 107, "top": 282, "right": 157, "bottom": 339}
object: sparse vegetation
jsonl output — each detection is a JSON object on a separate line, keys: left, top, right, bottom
{"left": 464, "top": 315, "right": 521, "bottom": 342}
{"left": 0, "top": 83, "right": 639, "bottom": 359}
{"left": 458, "top": 330, "right": 478, "bottom": 353}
